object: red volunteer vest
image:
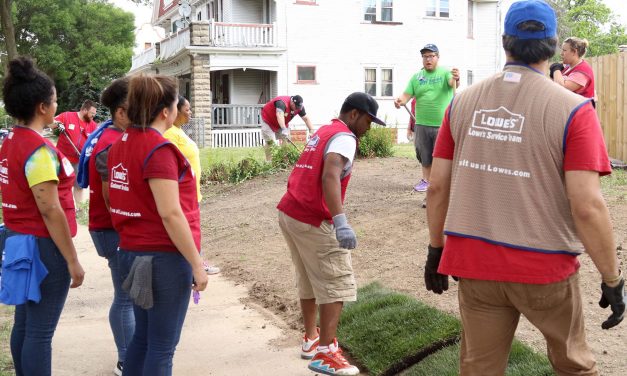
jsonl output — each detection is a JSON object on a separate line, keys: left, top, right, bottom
{"left": 0, "top": 126, "right": 77, "bottom": 237}
{"left": 88, "top": 126, "right": 123, "bottom": 231}
{"left": 54, "top": 111, "right": 98, "bottom": 163}
{"left": 277, "top": 120, "right": 355, "bottom": 226}
{"left": 564, "top": 60, "right": 595, "bottom": 99}
{"left": 261, "top": 96, "right": 302, "bottom": 132}
{"left": 107, "top": 126, "right": 200, "bottom": 252}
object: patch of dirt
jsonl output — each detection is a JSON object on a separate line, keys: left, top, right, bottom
{"left": 201, "top": 157, "right": 627, "bottom": 375}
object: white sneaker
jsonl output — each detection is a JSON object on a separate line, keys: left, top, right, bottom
{"left": 203, "top": 262, "right": 220, "bottom": 275}
{"left": 301, "top": 327, "right": 320, "bottom": 359}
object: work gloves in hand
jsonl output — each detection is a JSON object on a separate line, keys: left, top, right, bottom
{"left": 333, "top": 213, "right": 356, "bottom": 250}
{"left": 424, "top": 245, "right": 450, "bottom": 294}
{"left": 549, "top": 62, "right": 564, "bottom": 79}
{"left": 56, "top": 122, "right": 66, "bottom": 133}
{"left": 278, "top": 128, "right": 290, "bottom": 140}
{"left": 599, "top": 277, "right": 625, "bottom": 329}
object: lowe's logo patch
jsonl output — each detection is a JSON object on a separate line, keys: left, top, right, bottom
{"left": 471, "top": 106, "right": 525, "bottom": 134}
{"left": 110, "top": 163, "right": 129, "bottom": 191}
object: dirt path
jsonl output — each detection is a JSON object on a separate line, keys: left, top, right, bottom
{"left": 203, "top": 157, "right": 627, "bottom": 375}
{"left": 52, "top": 225, "right": 312, "bottom": 376}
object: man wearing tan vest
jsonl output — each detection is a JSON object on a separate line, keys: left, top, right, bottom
{"left": 424, "top": 1, "right": 625, "bottom": 375}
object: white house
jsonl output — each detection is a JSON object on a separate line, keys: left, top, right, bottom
{"left": 129, "top": 0, "right": 517, "bottom": 146}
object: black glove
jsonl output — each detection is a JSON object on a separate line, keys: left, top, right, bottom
{"left": 424, "top": 245, "right": 449, "bottom": 294}
{"left": 549, "top": 62, "right": 564, "bottom": 79}
{"left": 599, "top": 278, "right": 626, "bottom": 329}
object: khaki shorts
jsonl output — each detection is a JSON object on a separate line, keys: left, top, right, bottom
{"left": 278, "top": 211, "right": 357, "bottom": 305}
{"left": 261, "top": 120, "right": 281, "bottom": 143}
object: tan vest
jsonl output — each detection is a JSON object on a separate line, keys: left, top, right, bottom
{"left": 445, "top": 64, "right": 590, "bottom": 255}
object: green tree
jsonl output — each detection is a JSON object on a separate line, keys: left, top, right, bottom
{"left": 1, "top": 0, "right": 135, "bottom": 115}
{"left": 549, "top": 0, "right": 627, "bottom": 57}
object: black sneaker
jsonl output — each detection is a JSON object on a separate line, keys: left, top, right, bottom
{"left": 114, "top": 361, "right": 123, "bottom": 376}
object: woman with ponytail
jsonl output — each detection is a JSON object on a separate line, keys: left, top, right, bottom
{"left": 0, "top": 57, "right": 85, "bottom": 376}
{"left": 107, "top": 74, "right": 208, "bottom": 375}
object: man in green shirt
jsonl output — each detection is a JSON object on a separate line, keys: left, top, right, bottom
{"left": 395, "top": 44, "right": 459, "bottom": 202}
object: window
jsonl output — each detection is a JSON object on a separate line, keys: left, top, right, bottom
{"left": 364, "top": 67, "right": 394, "bottom": 97}
{"left": 297, "top": 66, "right": 316, "bottom": 84}
{"left": 364, "top": 0, "right": 376, "bottom": 22}
{"left": 197, "top": 11, "right": 202, "bottom": 21}
{"left": 467, "top": 1, "right": 474, "bottom": 38}
{"left": 381, "top": 0, "right": 393, "bottom": 22}
{"left": 363, "top": 0, "right": 395, "bottom": 22}
{"left": 365, "top": 69, "right": 377, "bottom": 96}
{"left": 426, "top": 0, "right": 449, "bottom": 18}
{"left": 467, "top": 70, "right": 474, "bottom": 86}
{"left": 382, "top": 69, "right": 393, "bottom": 96}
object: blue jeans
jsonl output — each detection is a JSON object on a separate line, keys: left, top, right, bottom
{"left": 119, "top": 249, "right": 192, "bottom": 376}
{"left": 90, "top": 229, "right": 135, "bottom": 363}
{"left": 6, "top": 234, "right": 70, "bottom": 376}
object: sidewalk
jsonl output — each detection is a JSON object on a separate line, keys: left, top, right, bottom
{"left": 52, "top": 225, "right": 311, "bottom": 375}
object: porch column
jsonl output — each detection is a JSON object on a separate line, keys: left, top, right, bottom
{"left": 190, "top": 53, "right": 212, "bottom": 147}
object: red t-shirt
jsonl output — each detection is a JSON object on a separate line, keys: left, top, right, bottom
{"left": 54, "top": 111, "right": 97, "bottom": 163}
{"left": 433, "top": 102, "right": 610, "bottom": 284}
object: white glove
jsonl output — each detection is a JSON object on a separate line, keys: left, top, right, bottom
{"left": 279, "top": 128, "right": 290, "bottom": 140}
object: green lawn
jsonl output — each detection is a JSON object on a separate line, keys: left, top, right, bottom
{"left": 339, "top": 283, "right": 553, "bottom": 376}
{"left": 199, "top": 147, "right": 265, "bottom": 172}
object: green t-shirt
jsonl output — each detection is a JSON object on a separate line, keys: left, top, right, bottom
{"left": 404, "top": 67, "right": 454, "bottom": 127}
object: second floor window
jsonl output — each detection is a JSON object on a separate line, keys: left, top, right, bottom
{"left": 364, "top": 0, "right": 394, "bottom": 22}
{"left": 426, "top": 0, "right": 449, "bottom": 18}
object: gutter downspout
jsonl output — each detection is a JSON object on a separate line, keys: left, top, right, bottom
{"left": 496, "top": 0, "right": 504, "bottom": 71}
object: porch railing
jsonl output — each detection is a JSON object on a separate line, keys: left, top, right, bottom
{"left": 211, "top": 104, "right": 264, "bottom": 128}
{"left": 159, "top": 27, "right": 190, "bottom": 60}
{"left": 209, "top": 20, "right": 275, "bottom": 47}
{"left": 211, "top": 129, "right": 265, "bottom": 148}
{"left": 131, "top": 47, "right": 157, "bottom": 71}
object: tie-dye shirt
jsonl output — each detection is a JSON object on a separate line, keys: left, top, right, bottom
{"left": 25, "top": 146, "right": 59, "bottom": 187}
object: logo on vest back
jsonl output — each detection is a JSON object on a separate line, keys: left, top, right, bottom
{"left": 307, "top": 135, "right": 320, "bottom": 148}
{"left": 0, "top": 159, "right": 8, "bottom": 184}
{"left": 470, "top": 107, "right": 525, "bottom": 143}
{"left": 110, "top": 163, "right": 129, "bottom": 191}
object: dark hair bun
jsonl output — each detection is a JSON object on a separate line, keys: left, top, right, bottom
{"left": 8, "top": 57, "right": 37, "bottom": 82}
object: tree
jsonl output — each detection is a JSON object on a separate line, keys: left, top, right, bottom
{"left": 0, "top": 0, "right": 135, "bottom": 115}
{"left": 549, "top": 0, "right": 627, "bottom": 57}
{"left": 0, "top": 0, "right": 17, "bottom": 62}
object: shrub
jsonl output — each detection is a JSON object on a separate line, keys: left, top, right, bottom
{"left": 228, "top": 157, "right": 264, "bottom": 184}
{"left": 204, "top": 161, "right": 231, "bottom": 183}
{"left": 271, "top": 144, "right": 301, "bottom": 170}
{"left": 358, "top": 126, "right": 394, "bottom": 158}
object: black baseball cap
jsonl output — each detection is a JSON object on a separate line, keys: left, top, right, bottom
{"left": 420, "top": 43, "right": 439, "bottom": 54}
{"left": 343, "top": 92, "right": 386, "bottom": 126}
{"left": 291, "top": 95, "right": 303, "bottom": 108}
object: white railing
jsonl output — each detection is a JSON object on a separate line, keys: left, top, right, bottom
{"left": 211, "top": 129, "right": 264, "bottom": 148}
{"left": 209, "top": 20, "right": 275, "bottom": 47}
{"left": 159, "top": 28, "right": 190, "bottom": 60}
{"left": 212, "top": 104, "right": 263, "bottom": 128}
{"left": 131, "top": 47, "right": 157, "bottom": 71}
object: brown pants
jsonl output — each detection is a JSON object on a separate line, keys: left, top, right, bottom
{"left": 458, "top": 273, "right": 597, "bottom": 376}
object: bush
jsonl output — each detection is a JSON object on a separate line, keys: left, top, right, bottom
{"left": 271, "top": 144, "right": 301, "bottom": 170}
{"left": 204, "top": 161, "right": 231, "bottom": 183}
{"left": 228, "top": 157, "right": 266, "bottom": 184}
{"left": 358, "top": 126, "right": 394, "bottom": 158}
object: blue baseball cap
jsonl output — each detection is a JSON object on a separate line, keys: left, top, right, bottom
{"left": 504, "top": 0, "right": 557, "bottom": 40}
{"left": 420, "top": 44, "right": 439, "bottom": 54}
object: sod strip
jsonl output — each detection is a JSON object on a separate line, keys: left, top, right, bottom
{"left": 337, "top": 282, "right": 461, "bottom": 375}
{"left": 403, "top": 341, "right": 555, "bottom": 376}
{"left": 338, "top": 282, "right": 553, "bottom": 376}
